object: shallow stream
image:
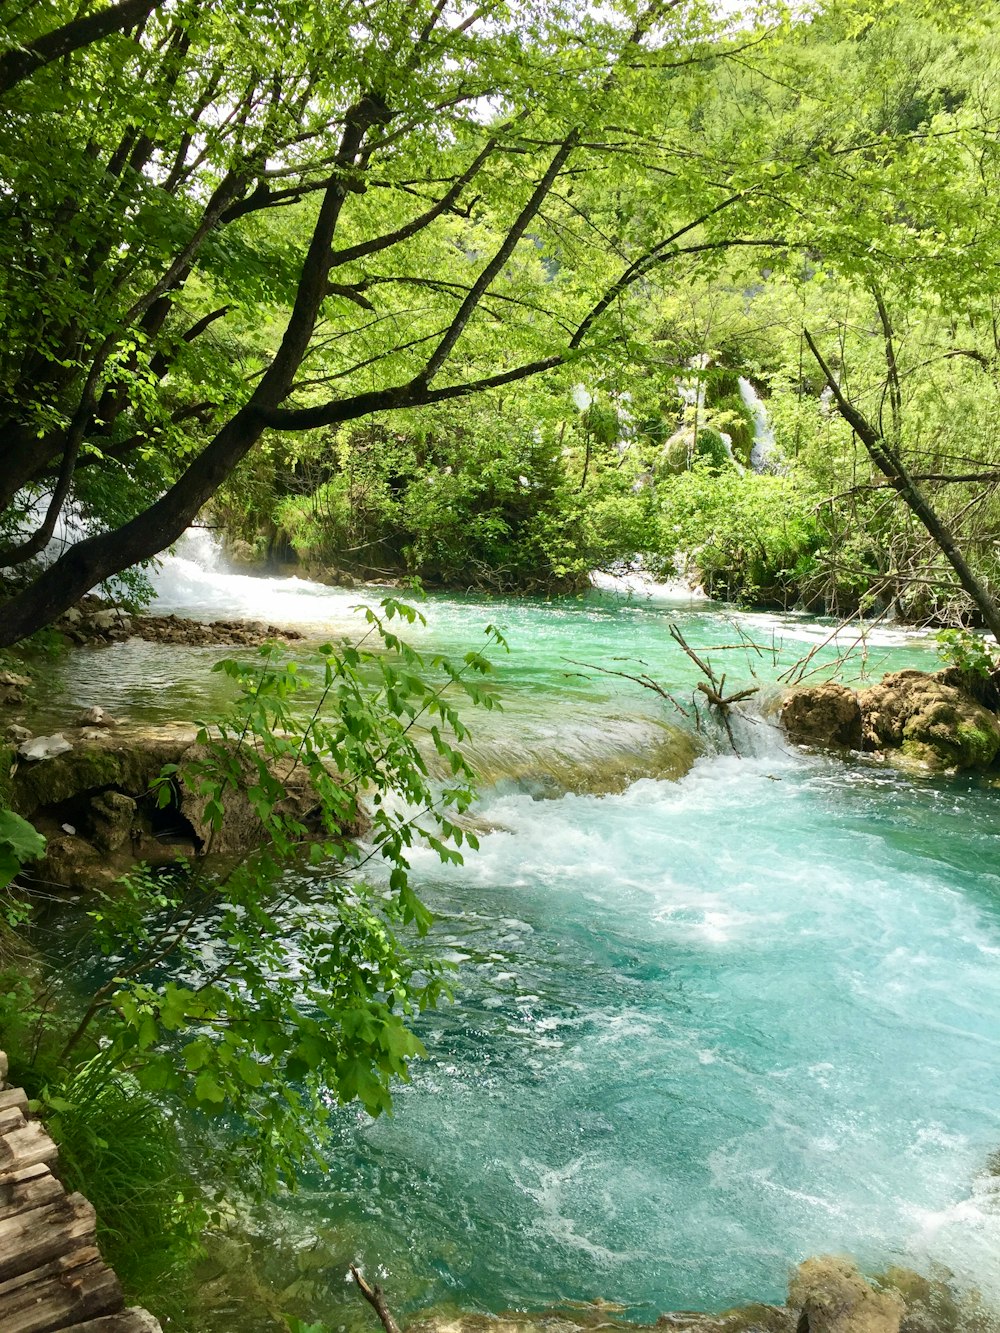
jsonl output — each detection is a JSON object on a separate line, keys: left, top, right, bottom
{"left": 41, "top": 537, "right": 1000, "bottom": 1322}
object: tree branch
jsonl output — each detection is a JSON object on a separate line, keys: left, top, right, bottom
{"left": 350, "top": 1266, "right": 402, "bottom": 1333}
{"left": 0, "top": 0, "right": 164, "bottom": 95}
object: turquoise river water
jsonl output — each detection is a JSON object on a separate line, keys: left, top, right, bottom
{"left": 41, "top": 535, "right": 1000, "bottom": 1322}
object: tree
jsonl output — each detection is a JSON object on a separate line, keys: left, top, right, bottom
{"left": 645, "top": 3, "right": 1000, "bottom": 628}
{"left": 0, "top": 0, "right": 778, "bottom": 644}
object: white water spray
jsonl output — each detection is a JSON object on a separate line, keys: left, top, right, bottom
{"left": 148, "top": 528, "right": 370, "bottom": 630}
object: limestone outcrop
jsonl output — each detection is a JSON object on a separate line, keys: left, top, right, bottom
{"left": 6, "top": 722, "right": 362, "bottom": 891}
{"left": 789, "top": 1258, "right": 903, "bottom": 1333}
{"left": 858, "top": 670, "right": 1000, "bottom": 770}
{"left": 50, "top": 596, "right": 305, "bottom": 649}
{"left": 780, "top": 683, "right": 862, "bottom": 751}
{"left": 780, "top": 669, "right": 1000, "bottom": 772}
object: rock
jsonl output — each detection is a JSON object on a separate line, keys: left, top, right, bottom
{"left": 61, "top": 823, "right": 76, "bottom": 835}
{"left": 89, "top": 790, "right": 137, "bottom": 852}
{"left": 780, "top": 683, "right": 863, "bottom": 750}
{"left": 871, "top": 1266, "right": 962, "bottom": 1333}
{"left": 0, "top": 670, "right": 29, "bottom": 707}
{"left": 18, "top": 733, "right": 73, "bottom": 762}
{"left": 12, "top": 723, "right": 198, "bottom": 817}
{"left": 35, "top": 833, "right": 109, "bottom": 892}
{"left": 177, "top": 741, "right": 345, "bottom": 856}
{"left": 789, "top": 1257, "right": 903, "bottom": 1333}
{"left": 859, "top": 670, "right": 1000, "bottom": 771}
{"left": 9, "top": 721, "right": 363, "bottom": 891}
{"left": 61, "top": 606, "right": 83, "bottom": 627}
{"left": 77, "top": 706, "right": 119, "bottom": 728}
{"left": 5, "top": 725, "right": 32, "bottom": 744}
{"left": 89, "top": 608, "right": 130, "bottom": 632}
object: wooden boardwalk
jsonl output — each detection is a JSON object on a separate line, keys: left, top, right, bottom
{"left": 0, "top": 1050, "right": 162, "bottom": 1333}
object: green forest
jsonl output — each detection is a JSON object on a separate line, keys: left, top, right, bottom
{"left": 3, "top": 1, "right": 1000, "bottom": 1331}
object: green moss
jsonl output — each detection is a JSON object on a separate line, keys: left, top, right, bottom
{"left": 955, "top": 721, "right": 1000, "bottom": 767}
{"left": 694, "top": 427, "right": 733, "bottom": 472}
{"left": 711, "top": 393, "right": 756, "bottom": 466}
{"left": 899, "top": 739, "right": 945, "bottom": 768}
{"left": 704, "top": 366, "right": 743, "bottom": 404}
{"left": 11, "top": 745, "right": 166, "bottom": 816}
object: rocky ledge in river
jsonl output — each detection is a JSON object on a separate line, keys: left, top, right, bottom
{"left": 4, "top": 717, "right": 362, "bottom": 892}
{"left": 193, "top": 1239, "right": 971, "bottom": 1333}
{"left": 780, "top": 668, "right": 1000, "bottom": 772}
{"left": 402, "top": 1259, "right": 959, "bottom": 1333}
{"left": 52, "top": 596, "right": 305, "bottom": 648}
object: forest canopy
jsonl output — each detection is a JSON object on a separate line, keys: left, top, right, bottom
{"left": 2, "top": 0, "right": 1000, "bottom": 634}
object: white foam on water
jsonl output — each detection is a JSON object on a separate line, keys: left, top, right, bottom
{"left": 590, "top": 565, "right": 708, "bottom": 603}
{"left": 149, "top": 528, "right": 377, "bottom": 629}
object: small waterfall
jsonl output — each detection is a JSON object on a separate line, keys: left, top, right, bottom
{"left": 677, "top": 353, "right": 710, "bottom": 416}
{"left": 148, "top": 526, "right": 369, "bottom": 628}
{"left": 738, "top": 376, "right": 777, "bottom": 472}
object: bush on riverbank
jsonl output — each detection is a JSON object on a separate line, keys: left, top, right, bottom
{"left": 0, "top": 602, "right": 504, "bottom": 1325}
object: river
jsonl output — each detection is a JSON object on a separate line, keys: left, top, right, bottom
{"left": 38, "top": 536, "right": 1000, "bottom": 1325}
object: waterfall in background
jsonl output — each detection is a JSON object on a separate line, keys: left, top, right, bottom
{"left": 738, "top": 376, "right": 777, "bottom": 472}
{"left": 147, "top": 527, "right": 366, "bottom": 628}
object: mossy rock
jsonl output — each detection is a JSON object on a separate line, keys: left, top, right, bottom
{"left": 9, "top": 725, "right": 197, "bottom": 817}
{"left": 860, "top": 670, "right": 1000, "bottom": 771}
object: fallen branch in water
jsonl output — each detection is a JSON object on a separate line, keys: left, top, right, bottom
{"left": 351, "top": 1265, "right": 403, "bottom": 1333}
{"left": 668, "top": 623, "right": 759, "bottom": 754}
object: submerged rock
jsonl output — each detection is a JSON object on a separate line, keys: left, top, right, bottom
{"left": 789, "top": 1258, "right": 903, "bottom": 1333}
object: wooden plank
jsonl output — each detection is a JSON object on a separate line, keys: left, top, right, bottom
{"left": 0, "top": 1119, "right": 60, "bottom": 1173}
{"left": 0, "top": 1086, "right": 30, "bottom": 1115}
{"left": 0, "top": 1101, "right": 28, "bottom": 1135}
{"left": 0, "top": 1163, "right": 64, "bottom": 1222}
{"left": 72, "top": 1309, "right": 163, "bottom": 1332}
{"left": 0, "top": 1191, "right": 97, "bottom": 1281}
{"left": 0, "top": 1245, "right": 123, "bottom": 1333}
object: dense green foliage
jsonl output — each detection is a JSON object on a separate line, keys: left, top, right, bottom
{"left": 6, "top": 0, "right": 1000, "bottom": 1323}
{"left": 0, "top": 600, "right": 502, "bottom": 1318}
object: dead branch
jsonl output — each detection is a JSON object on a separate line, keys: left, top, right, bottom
{"left": 351, "top": 1265, "right": 403, "bottom": 1333}
{"left": 564, "top": 656, "right": 690, "bottom": 716}
{"left": 669, "top": 623, "right": 760, "bottom": 755}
